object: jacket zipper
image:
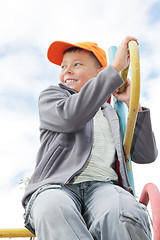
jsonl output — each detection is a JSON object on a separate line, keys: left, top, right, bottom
{"left": 65, "top": 119, "right": 93, "bottom": 184}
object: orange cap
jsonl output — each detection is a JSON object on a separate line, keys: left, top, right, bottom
{"left": 47, "top": 41, "right": 107, "bottom": 68}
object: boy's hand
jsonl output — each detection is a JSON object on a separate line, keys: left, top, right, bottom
{"left": 113, "top": 79, "right": 142, "bottom": 111}
{"left": 112, "top": 36, "right": 139, "bottom": 73}
{"left": 113, "top": 79, "right": 131, "bottom": 107}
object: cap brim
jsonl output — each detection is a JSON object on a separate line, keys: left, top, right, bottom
{"left": 47, "top": 41, "right": 80, "bottom": 66}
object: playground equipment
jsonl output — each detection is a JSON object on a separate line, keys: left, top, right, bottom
{"left": 0, "top": 41, "right": 159, "bottom": 239}
{"left": 108, "top": 41, "right": 140, "bottom": 194}
{"left": 139, "top": 183, "right": 160, "bottom": 240}
{"left": 108, "top": 41, "right": 160, "bottom": 240}
{"left": 0, "top": 228, "right": 35, "bottom": 238}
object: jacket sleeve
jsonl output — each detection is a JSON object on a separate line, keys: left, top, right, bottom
{"left": 130, "top": 107, "right": 158, "bottom": 164}
{"left": 39, "top": 65, "right": 123, "bottom": 133}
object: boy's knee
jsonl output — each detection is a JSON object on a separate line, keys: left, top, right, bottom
{"left": 31, "top": 189, "right": 68, "bottom": 220}
{"left": 31, "top": 189, "right": 78, "bottom": 223}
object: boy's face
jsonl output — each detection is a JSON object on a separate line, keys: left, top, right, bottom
{"left": 60, "top": 50, "right": 100, "bottom": 92}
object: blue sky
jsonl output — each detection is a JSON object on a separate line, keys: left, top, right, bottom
{"left": 0, "top": 0, "right": 160, "bottom": 232}
{"left": 148, "top": 1, "right": 160, "bottom": 23}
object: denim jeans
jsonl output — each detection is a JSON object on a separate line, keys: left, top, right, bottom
{"left": 24, "top": 181, "right": 151, "bottom": 240}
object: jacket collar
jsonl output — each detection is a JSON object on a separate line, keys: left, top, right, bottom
{"left": 59, "top": 83, "right": 77, "bottom": 94}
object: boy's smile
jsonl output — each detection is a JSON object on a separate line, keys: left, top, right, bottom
{"left": 64, "top": 78, "right": 78, "bottom": 85}
{"left": 60, "top": 50, "right": 100, "bottom": 92}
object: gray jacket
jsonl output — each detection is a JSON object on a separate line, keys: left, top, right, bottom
{"left": 22, "top": 65, "right": 158, "bottom": 207}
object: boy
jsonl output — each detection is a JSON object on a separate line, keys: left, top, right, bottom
{"left": 22, "top": 36, "right": 158, "bottom": 239}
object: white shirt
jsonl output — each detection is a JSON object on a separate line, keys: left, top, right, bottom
{"left": 74, "top": 109, "right": 118, "bottom": 183}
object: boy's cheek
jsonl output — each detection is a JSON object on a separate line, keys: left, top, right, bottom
{"left": 59, "top": 74, "right": 64, "bottom": 84}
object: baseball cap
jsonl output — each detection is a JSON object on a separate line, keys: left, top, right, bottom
{"left": 47, "top": 41, "right": 107, "bottom": 68}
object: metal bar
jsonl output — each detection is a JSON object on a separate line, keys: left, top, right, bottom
{"left": 0, "top": 228, "right": 35, "bottom": 238}
{"left": 119, "top": 65, "right": 129, "bottom": 93}
{"left": 123, "top": 41, "right": 140, "bottom": 165}
{"left": 108, "top": 43, "right": 137, "bottom": 194}
{"left": 139, "top": 183, "right": 160, "bottom": 240}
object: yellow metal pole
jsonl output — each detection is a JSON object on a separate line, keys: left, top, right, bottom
{"left": 119, "top": 65, "right": 129, "bottom": 93}
{"left": 123, "top": 40, "right": 140, "bottom": 169}
{"left": 0, "top": 228, "right": 35, "bottom": 238}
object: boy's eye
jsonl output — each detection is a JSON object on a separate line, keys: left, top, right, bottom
{"left": 75, "top": 63, "right": 81, "bottom": 66}
{"left": 61, "top": 65, "right": 66, "bottom": 69}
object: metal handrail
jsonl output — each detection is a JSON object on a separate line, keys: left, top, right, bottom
{"left": 0, "top": 228, "right": 35, "bottom": 238}
{"left": 139, "top": 183, "right": 160, "bottom": 240}
{"left": 121, "top": 41, "right": 140, "bottom": 169}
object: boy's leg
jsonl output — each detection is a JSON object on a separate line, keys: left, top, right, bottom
{"left": 29, "top": 186, "right": 94, "bottom": 240}
{"left": 83, "top": 181, "right": 151, "bottom": 240}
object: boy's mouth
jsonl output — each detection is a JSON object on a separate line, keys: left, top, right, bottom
{"left": 64, "top": 78, "right": 78, "bottom": 84}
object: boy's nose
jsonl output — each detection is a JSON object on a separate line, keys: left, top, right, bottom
{"left": 65, "top": 66, "right": 73, "bottom": 74}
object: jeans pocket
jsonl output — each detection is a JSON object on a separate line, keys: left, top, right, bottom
{"left": 114, "top": 185, "right": 151, "bottom": 238}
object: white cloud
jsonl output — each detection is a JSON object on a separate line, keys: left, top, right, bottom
{"left": 0, "top": 187, "right": 25, "bottom": 230}
{"left": 0, "top": 109, "right": 39, "bottom": 184}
